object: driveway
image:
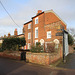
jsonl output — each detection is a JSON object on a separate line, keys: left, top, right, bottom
{"left": 57, "top": 52, "right": 75, "bottom": 69}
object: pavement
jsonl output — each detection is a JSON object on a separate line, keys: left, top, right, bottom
{"left": 0, "top": 53, "right": 75, "bottom": 75}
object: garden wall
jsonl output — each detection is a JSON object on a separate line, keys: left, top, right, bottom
{"left": 26, "top": 51, "right": 62, "bottom": 65}
{"left": 0, "top": 48, "right": 63, "bottom": 65}
{"left": 69, "top": 46, "right": 74, "bottom": 53}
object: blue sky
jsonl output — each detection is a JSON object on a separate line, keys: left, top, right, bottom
{"left": 0, "top": 0, "right": 75, "bottom": 37}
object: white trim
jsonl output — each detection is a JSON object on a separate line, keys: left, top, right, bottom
{"left": 28, "top": 23, "right": 31, "bottom": 29}
{"left": 35, "top": 40, "right": 38, "bottom": 46}
{"left": 28, "top": 32, "right": 31, "bottom": 39}
{"left": 28, "top": 43, "right": 31, "bottom": 49}
{"left": 35, "top": 27, "right": 38, "bottom": 38}
{"left": 47, "top": 31, "right": 51, "bottom": 39}
{"left": 35, "top": 17, "right": 38, "bottom": 24}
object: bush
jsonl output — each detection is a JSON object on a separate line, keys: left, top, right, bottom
{"left": 0, "top": 43, "right": 4, "bottom": 52}
{"left": 68, "top": 34, "right": 74, "bottom": 45}
{"left": 2, "top": 37, "right": 26, "bottom": 51}
{"left": 30, "top": 42, "right": 43, "bottom": 53}
{"left": 47, "top": 43, "right": 55, "bottom": 53}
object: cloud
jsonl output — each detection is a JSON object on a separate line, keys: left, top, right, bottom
{"left": 0, "top": 0, "right": 75, "bottom": 36}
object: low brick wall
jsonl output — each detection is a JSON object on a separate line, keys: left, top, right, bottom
{"left": 0, "top": 51, "right": 21, "bottom": 60}
{"left": 26, "top": 50, "right": 62, "bottom": 65}
{"left": 69, "top": 46, "right": 74, "bottom": 53}
{"left": 0, "top": 49, "right": 62, "bottom": 65}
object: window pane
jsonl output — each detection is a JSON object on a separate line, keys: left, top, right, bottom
{"left": 28, "top": 33, "right": 31, "bottom": 39}
{"left": 28, "top": 23, "right": 31, "bottom": 29}
{"left": 35, "top": 27, "right": 38, "bottom": 38}
{"left": 35, "top": 17, "right": 38, "bottom": 24}
{"left": 47, "top": 31, "right": 51, "bottom": 38}
{"left": 28, "top": 43, "right": 31, "bottom": 49}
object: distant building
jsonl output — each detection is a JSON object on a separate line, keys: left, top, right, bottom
{"left": 0, "top": 28, "right": 24, "bottom": 44}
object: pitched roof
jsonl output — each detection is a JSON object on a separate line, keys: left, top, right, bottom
{"left": 32, "top": 12, "right": 44, "bottom": 19}
{"left": 24, "top": 20, "right": 32, "bottom": 25}
{"left": 24, "top": 10, "right": 66, "bottom": 26}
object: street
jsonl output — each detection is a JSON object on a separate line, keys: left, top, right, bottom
{"left": 0, "top": 56, "right": 75, "bottom": 75}
{"left": 57, "top": 52, "right": 75, "bottom": 69}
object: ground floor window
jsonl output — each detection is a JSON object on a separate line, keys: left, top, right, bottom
{"left": 28, "top": 43, "right": 31, "bottom": 49}
{"left": 35, "top": 40, "right": 38, "bottom": 46}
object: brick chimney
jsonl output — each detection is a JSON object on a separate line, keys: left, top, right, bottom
{"left": 8, "top": 33, "right": 11, "bottom": 37}
{"left": 37, "top": 10, "right": 42, "bottom": 15}
{"left": 14, "top": 28, "right": 18, "bottom": 36}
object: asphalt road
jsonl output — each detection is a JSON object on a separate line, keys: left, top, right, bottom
{"left": 57, "top": 52, "right": 75, "bottom": 69}
{"left": 0, "top": 57, "right": 53, "bottom": 75}
{"left": 0, "top": 57, "right": 75, "bottom": 75}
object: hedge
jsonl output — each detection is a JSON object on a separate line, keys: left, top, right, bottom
{"left": 2, "top": 37, "right": 26, "bottom": 51}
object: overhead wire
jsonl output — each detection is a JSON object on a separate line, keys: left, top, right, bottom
{"left": 0, "top": 0, "right": 20, "bottom": 28}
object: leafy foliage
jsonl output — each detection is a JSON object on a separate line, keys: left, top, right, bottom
{"left": 30, "top": 42, "right": 43, "bottom": 53}
{"left": 2, "top": 37, "right": 26, "bottom": 51}
{"left": 68, "top": 34, "right": 74, "bottom": 45}
{"left": 0, "top": 43, "right": 3, "bottom": 52}
{"left": 47, "top": 43, "right": 55, "bottom": 53}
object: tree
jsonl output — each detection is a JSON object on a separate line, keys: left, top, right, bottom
{"left": 68, "top": 34, "right": 74, "bottom": 45}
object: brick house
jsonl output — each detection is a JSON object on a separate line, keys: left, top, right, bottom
{"left": 23, "top": 10, "right": 66, "bottom": 50}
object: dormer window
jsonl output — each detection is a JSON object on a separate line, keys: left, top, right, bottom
{"left": 35, "top": 17, "right": 38, "bottom": 24}
{"left": 28, "top": 23, "right": 31, "bottom": 29}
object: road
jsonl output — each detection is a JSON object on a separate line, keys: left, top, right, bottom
{"left": 0, "top": 57, "right": 75, "bottom": 75}
{"left": 57, "top": 52, "right": 75, "bottom": 69}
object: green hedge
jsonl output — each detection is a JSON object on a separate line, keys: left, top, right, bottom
{"left": 0, "top": 43, "right": 3, "bottom": 52}
{"left": 2, "top": 37, "right": 26, "bottom": 51}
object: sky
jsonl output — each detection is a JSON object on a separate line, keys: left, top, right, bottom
{"left": 0, "top": 0, "right": 75, "bottom": 37}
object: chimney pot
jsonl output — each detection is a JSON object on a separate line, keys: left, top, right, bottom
{"left": 37, "top": 10, "right": 42, "bottom": 15}
{"left": 14, "top": 28, "right": 18, "bottom": 36}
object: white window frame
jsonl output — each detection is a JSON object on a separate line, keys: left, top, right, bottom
{"left": 35, "top": 40, "right": 38, "bottom": 46}
{"left": 35, "top": 17, "right": 38, "bottom": 24}
{"left": 28, "top": 43, "right": 31, "bottom": 49}
{"left": 28, "top": 32, "right": 31, "bottom": 39}
{"left": 28, "top": 23, "right": 31, "bottom": 29}
{"left": 47, "top": 31, "right": 51, "bottom": 39}
{"left": 35, "top": 27, "right": 38, "bottom": 38}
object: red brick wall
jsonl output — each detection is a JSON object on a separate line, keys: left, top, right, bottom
{"left": 24, "top": 22, "right": 32, "bottom": 48}
{"left": 0, "top": 48, "right": 63, "bottom": 65}
{"left": 24, "top": 10, "right": 66, "bottom": 49}
{"left": 32, "top": 13, "right": 45, "bottom": 43}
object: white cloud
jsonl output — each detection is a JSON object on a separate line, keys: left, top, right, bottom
{"left": 0, "top": 0, "right": 75, "bottom": 36}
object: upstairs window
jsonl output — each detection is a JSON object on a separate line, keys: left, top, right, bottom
{"left": 35, "top": 27, "right": 38, "bottom": 38}
{"left": 28, "top": 23, "right": 31, "bottom": 29}
{"left": 47, "top": 31, "right": 51, "bottom": 39}
{"left": 28, "top": 32, "right": 31, "bottom": 39}
{"left": 35, "top": 17, "right": 38, "bottom": 24}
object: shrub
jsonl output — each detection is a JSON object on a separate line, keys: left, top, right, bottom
{"left": 0, "top": 43, "right": 4, "bottom": 52}
{"left": 31, "top": 42, "right": 43, "bottom": 53}
{"left": 68, "top": 34, "right": 74, "bottom": 45}
{"left": 47, "top": 43, "right": 55, "bottom": 53}
{"left": 2, "top": 37, "right": 26, "bottom": 51}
